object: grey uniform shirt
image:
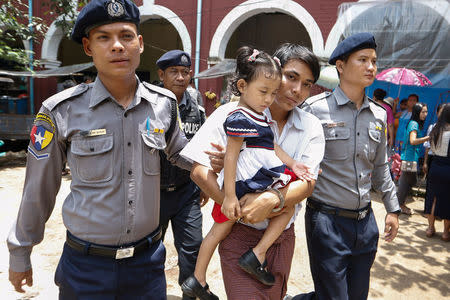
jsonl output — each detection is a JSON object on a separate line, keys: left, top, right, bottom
{"left": 302, "top": 86, "right": 399, "bottom": 212}
{"left": 8, "top": 77, "right": 191, "bottom": 272}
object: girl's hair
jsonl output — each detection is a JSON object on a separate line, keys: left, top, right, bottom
{"left": 272, "top": 43, "right": 320, "bottom": 83}
{"left": 230, "top": 46, "right": 281, "bottom": 96}
{"left": 430, "top": 103, "right": 450, "bottom": 148}
{"left": 408, "top": 102, "right": 427, "bottom": 130}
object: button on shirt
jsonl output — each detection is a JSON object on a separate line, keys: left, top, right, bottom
{"left": 302, "top": 87, "right": 399, "bottom": 212}
{"left": 180, "top": 101, "right": 325, "bottom": 230}
{"left": 8, "top": 77, "right": 191, "bottom": 272}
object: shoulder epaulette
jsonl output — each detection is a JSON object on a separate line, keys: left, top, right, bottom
{"left": 142, "top": 81, "right": 176, "bottom": 100}
{"left": 369, "top": 97, "right": 386, "bottom": 111}
{"left": 43, "top": 83, "right": 89, "bottom": 111}
{"left": 305, "top": 91, "right": 331, "bottom": 105}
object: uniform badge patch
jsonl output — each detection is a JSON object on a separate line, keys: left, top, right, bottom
{"left": 107, "top": 0, "right": 125, "bottom": 17}
{"left": 30, "top": 125, "right": 54, "bottom": 151}
{"left": 181, "top": 55, "right": 189, "bottom": 64}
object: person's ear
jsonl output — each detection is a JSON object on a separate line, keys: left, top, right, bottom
{"left": 138, "top": 35, "right": 144, "bottom": 54}
{"left": 237, "top": 79, "right": 247, "bottom": 94}
{"left": 335, "top": 60, "right": 344, "bottom": 76}
{"left": 82, "top": 37, "right": 92, "bottom": 57}
{"left": 157, "top": 69, "right": 164, "bottom": 82}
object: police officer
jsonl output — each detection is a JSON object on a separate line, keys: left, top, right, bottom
{"left": 156, "top": 50, "right": 206, "bottom": 300}
{"left": 297, "top": 33, "right": 401, "bottom": 300}
{"left": 7, "top": 0, "right": 191, "bottom": 298}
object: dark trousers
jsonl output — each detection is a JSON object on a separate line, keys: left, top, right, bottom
{"left": 55, "top": 240, "right": 166, "bottom": 300}
{"left": 160, "top": 181, "right": 203, "bottom": 291}
{"left": 298, "top": 205, "right": 379, "bottom": 300}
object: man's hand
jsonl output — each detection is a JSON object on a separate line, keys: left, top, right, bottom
{"left": 239, "top": 191, "right": 279, "bottom": 223}
{"left": 384, "top": 213, "right": 399, "bottom": 242}
{"left": 9, "top": 268, "right": 33, "bottom": 293}
{"left": 199, "top": 190, "right": 209, "bottom": 207}
{"left": 204, "top": 142, "right": 225, "bottom": 173}
{"left": 291, "top": 161, "right": 313, "bottom": 182}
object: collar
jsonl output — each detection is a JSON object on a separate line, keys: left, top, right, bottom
{"left": 265, "top": 107, "right": 303, "bottom": 130}
{"left": 334, "top": 85, "right": 370, "bottom": 110}
{"left": 89, "top": 76, "right": 148, "bottom": 109}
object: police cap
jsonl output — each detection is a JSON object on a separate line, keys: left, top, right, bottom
{"left": 156, "top": 50, "right": 191, "bottom": 70}
{"left": 71, "top": 0, "right": 140, "bottom": 44}
{"left": 328, "top": 32, "right": 377, "bottom": 65}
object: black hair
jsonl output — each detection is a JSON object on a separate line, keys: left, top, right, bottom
{"left": 272, "top": 43, "right": 320, "bottom": 83}
{"left": 400, "top": 98, "right": 408, "bottom": 104}
{"left": 408, "top": 93, "right": 419, "bottom": 102}
{"left": 230, "top": 46, "right": 281, "bottom": 96}
{"left": 430, "top": 103, "right": 450, "bottom": 148}
{"left": 408, "top": 102, "right": 427, "bottom": 131}
{"left": 373, "top": 88, "right": 387, "bottom": 101}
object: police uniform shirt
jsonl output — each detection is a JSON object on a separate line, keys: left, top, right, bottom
{"left": 302, "top": 86, "right": 399, "bottom": 212}
{"left": 180, "top": 101, "right": 325, "bottom": 230}
{"left": 160, "top": 90, "right": 205, "bottom": 188}
{"left": 8, "top": 77, "right": 191, "bottom": 272}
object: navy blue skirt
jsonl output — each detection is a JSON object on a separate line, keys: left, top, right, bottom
{"left": 425, "top": 156, "right": 450, "bottom": 219}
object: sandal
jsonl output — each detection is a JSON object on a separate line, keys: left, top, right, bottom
{"left": 238, "top": 249, "right": 275, "bottom": 286}
{"left": 181, "top": 275, "right": 219, "bottom": 300}
{"left": 441, "top": 234, "right": 450, "bottom": 242}
{"left": 425, "top": 228, "right": 435, "bottom": 238}
{"left": 401, "top": 207, "right": 413, "bottom": 215}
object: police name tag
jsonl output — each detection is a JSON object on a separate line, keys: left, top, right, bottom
{"left": 115, "top": 246, "right": 134, "bottom": 259}
{"left": 80, "top": 129, "right": 107, "bottom": 137}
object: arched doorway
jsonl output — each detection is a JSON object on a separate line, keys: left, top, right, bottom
{"left": 225, "top": 12, "right": 312, "bottom": 58}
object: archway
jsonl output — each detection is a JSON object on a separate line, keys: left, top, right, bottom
{"left": 209, "top": 0, "right": 323, "bottom": 61}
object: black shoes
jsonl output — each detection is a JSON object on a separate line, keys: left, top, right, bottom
{"left": 181, "top": 275, "right": 219, "bottom": 300}
{"left": 238, "top": 249, "right": 275, "bottom": 286}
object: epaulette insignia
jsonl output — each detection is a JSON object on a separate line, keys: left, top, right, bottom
{"left": 43, "top": 84, "right": 89, "bottom": 111}
{"left": 306, "top": 91, "right": 331, "bottom": 105}
{"left": 142, "top": 82, "right": 176, "bottom": 101}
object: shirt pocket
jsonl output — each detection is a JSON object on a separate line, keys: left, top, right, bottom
{"left": 71, "top": 134, "right": 114, "bottom": 183}
{"left": 367, "top": 128, "right": 381, "bottom": 161}
{"left": 323, "top": 127, "right": 351, "bottom": 161}
{"left": 141, "top": 131, "right": 166, "bottom": 175}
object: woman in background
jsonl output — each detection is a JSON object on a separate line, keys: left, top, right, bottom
{"left": 424, "top": 103, "right": 450, "bottom": 241}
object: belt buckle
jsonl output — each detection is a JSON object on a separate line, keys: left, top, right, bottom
{"left": 167, "top": 185, "right": 176, "bottom": 192}
{"left": 358, "top": 209, "right": 368, "bottom": 220}
{"left": 115, "top": 246, "right": 135, "bottom": 259}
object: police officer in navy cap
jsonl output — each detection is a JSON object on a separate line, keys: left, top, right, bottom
{"left": 296, "top": 33, "right": 401, "bottom": 300}
{"left": 156, "top": 49, "right": 206, "bottom": 300}
{"left": 8, "top": 0, "right": 192, "bottom": 298}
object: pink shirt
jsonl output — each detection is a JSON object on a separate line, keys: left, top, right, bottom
{"left": 381, "top": 102, "right": 394, "bottom": 125}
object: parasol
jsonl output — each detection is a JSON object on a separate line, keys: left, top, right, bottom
{"left": 375, "top": 67, "right": 432, "bottom": 97}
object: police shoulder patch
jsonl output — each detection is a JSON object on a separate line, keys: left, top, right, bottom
{"left": 142, "top": 82, "right": 177, "bottom": 101}
{"left": 30, "top": 124, "right": 54, "bottom": 151}
{"left": 43, "top": 83, "right": 89, "bottom": 111}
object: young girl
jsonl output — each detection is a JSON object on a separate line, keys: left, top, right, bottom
{"left": 182, "top": 47, "right": 311, "bottom": 299}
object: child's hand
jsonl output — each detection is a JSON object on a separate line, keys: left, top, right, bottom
{"left": 221, "top": 195, "right": 241, "bottom": 220}
{"left": 291, "top": 161, "right": 313, "bottom": 182}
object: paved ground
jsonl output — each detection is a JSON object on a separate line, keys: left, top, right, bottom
{"left": 0, "top": 151, "right": 449, "bottom": 299}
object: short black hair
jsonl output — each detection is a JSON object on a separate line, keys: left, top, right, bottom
{"left": 408, "top": 94, "right": 419, "bottom": 101}
{"left": 230, "top": 46, "right": 281, "bottom": 96}
{"left": 373, "top": 88, "right": 387, "bottom": 101}
{"left": 273, "top": 43, "right": 320, "bottom": 83}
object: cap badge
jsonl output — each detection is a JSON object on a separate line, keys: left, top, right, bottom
{"left": 181, "top": 55, "right": 189, "bottom": 64}
{"left": 107, "top": 0, "right": 125, "bottom": 17}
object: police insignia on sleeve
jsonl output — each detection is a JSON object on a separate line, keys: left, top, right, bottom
{"left": 107, "top": 0, "right": 125, "bottom": 17}
{"left": 30, "top": 125, "right": 54, "bottom": 151}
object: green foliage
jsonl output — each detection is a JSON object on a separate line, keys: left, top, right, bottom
{"left": 0, "top": 0, "right": 46, "bottom": 70}
{"left": 42, "top": 0, "right": 88, "bottom": 38}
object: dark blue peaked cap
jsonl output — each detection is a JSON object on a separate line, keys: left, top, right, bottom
{"left": 71, "top": 0, "right": 140, "bottom": 44}
{"left": 328, "top": 32, "right": 377, "bottom": 65}
{"left": 156, "top": 50, "right": 192, "bottom": 70}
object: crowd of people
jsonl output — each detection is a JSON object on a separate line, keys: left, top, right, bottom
{"left": 6, "top": 0, "right": 448, "bottom": 299}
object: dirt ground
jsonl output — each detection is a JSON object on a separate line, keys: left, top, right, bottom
{"left": 0, "top": 151, "right": 449, "bottom": 299}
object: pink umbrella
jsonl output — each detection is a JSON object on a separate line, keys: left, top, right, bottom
{"left": 376, "top": 67, "right": 432, "bottom": 97}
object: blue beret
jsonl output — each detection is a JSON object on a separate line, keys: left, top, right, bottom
{"left": 71, "top": 0, "right": 140, "bottom": 44}
{"left": 156, "top": 50, "right": 191, "bottom": 70}
{"left": 328, "top": 32, "right": 377, "bottom": 65}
